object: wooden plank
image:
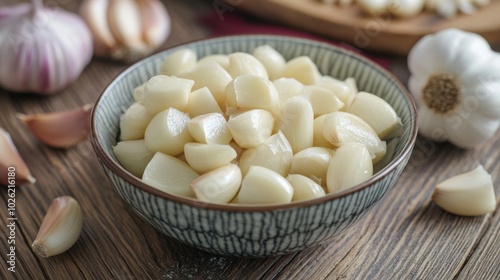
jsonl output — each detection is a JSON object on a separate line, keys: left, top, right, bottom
{"left": 236, "top": 0, "right": 500, "bottom": 54}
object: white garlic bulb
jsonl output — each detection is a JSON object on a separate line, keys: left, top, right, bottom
{"left": 408, "top": 29, "right": 500, "bottom": 148}
{"left": 0, "top": 0, "right": 93, "bottom": 94}
{"left": 80, "top": 0, "right": 170, "bottom": 62}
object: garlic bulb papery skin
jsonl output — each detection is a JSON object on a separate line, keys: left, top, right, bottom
{"left": 0, "top": 0, "right": 93, "bottom": 95}
{"left": 408, "top": 29, "right": 500, "bottom": 149}
{"left": 80, "top": 0, "right": 170, "bottom": 63}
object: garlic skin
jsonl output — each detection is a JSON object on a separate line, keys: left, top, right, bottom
{"left": 0, "top": 128, "right": 36, "bottom": 186}
{"left": 32, "top": 196, "right": 83, "bottom": 258}
{"left": 18, "top": 104, "right": 92, "bottom": 148}
{"left": 0, "top": 1, "right": 93, "bottom": 94}
{"left": 432, "top": 165, "right": 496, "bottom": 216}
{"left": 408, "top": 29, "right": 500, "bottom": 149}
{"left": 80, "top": 0, "right": 170, "bottom": 63}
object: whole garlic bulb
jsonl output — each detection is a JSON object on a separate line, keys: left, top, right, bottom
{"left": 0, "top": 0, "right": 93, "bottom": 95}
{"left": 408, "top": 28, "right": 500, "bottom": 148}
{"left": 79, "top": 0, "right": 171, "bottom": 63}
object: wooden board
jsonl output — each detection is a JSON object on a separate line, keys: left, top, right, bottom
{"left": 237, "top": 0, "right": 500, "bottom": 54}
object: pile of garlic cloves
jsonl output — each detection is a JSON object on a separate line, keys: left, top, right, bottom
{"left": 322, "top": 0, "right": 491, "bottom": 18}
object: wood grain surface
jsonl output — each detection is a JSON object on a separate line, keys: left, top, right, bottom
{"left": 0, "top": 0, "right": 499, "bottom": 279}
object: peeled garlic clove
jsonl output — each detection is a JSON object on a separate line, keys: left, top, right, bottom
{"left": 185, "top": 87, "right": 223, "bottom": 118}
{"left": 177, "top": 62, "right": 232, "bottom": 108}
{"left": 160, "top": 49, "right": 197, "bottom": 76}
{"left": 238, "top": 166, "right": 293, "bottom": 205}
{"left": 187, "top": 113, "right": 232, "bottom": 145}
{"left": 32, "top": 196, "right": 83, "bottom": 258}
{"left": 133, "top": 83, "right": 146, "bottom": 104}
{"left": 323, "top": 111, "right": 386, "bottom": 163}
{"left": 290, "top": 147, "right": 333, "bottom": 187}
{"left": 113, "top": 139, "right": 155, "bottom": 177}
{"left": 228, "top": 52, "right": 269, "bottom": 79}
{"left": 277, "top": 97, "right": 314, "bottom": 154}
{"left": 142, "top": 75, "right": 194, "bottom": 115}
{"left": 18, "top": 104, "right": 92, "bottom": 148}
{"left": 190, "top": 164, "right": 242, "bottom": 204}
{"left": 373, "top": 137, "right": 398, "bottom": 173}
{"left": 142, "top": 152, "right": 198, "bottom": 197}
{"left": 229, "top": 142, "right": 245, "bottom": 164}
{"left": 326, "top": 142, "right": 373, "bottom": 194}
{"left": 313, "top": 115, "right": 336, "bottom": 149}
{"left": 347, "top": 92, "right": 400, "bottom": 139}
{"left": 343, "top": 77, "right": 358, "bottom": 108}
{"left": 252, "top": 45, "right": 286, "bottom": 80}
{"left": 119, "top": 103, "right": 154, "bottom": 141}
{"left": 225, "top": 75, "right": 279, "bottom": 115}
{"left": 432, "top": 165, "right": 496, "bottom": 216}
{"left": 184, "top": 143, "right": 237, "bottom": 174}
{"left": 0, "top": 128, "right": 36, "bottom": 186}
{"left": 273, "top": 78, "right": 304, "bottom": 104}
{"left": 315, "top": 76, "right": 353, "bottom": 106}
{"left": 227, "top": 109, "right": 274, "bottom": 149}
{"left": 287, "top": 174, "right": 326, "bottom": 202}
{"left": 283, "top": 56, "right": 320, "bottom": 85}
{"left": 197, "top": 54, "right": 230, "bottom": 70}
{"left": 301, "top": 85, "right": 344, "bottom": 117}
{"left": 238, "top": 131, "right": 293, "bottom": 177}
{"left": 144, "top": 108, "right": 194, "bottom": 156}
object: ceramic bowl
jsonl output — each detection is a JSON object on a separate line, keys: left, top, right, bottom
{"left": 90, "top": 35, "right": 418, "bottom": 257}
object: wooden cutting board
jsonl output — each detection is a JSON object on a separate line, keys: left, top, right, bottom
{"left": 236, "top": 0, "right": 500, "bottom": 55}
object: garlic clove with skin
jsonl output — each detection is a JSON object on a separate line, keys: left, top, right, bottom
{"left": 18, "top": 104, "right": 92, "bottom": 148}
{"left": 432, "top": 165, "right": 496, "bottom": 216}
{"left": 0, "top": 0, "right": 93, "bottom": 94}
{"left": 32, "top": 196, "right": 83, "bottom": 258}
{"left": 79, "top": 0, "right": 170, "bottom": 63}
{"left": 0, "top": 128, "right": 36, "bottom": 186}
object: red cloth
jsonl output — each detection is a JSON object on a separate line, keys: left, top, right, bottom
{"left": 201, "top": 11, "right": 390, "bottom": 69}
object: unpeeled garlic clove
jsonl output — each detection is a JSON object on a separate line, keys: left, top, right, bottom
{"left": 32, "top": 196, "right": 83, "bottom": 258}
{"left": 0, "top": 128, "right": 36, "bottom": 186}
{"left": 190, "top": 164, "right": 242, "bottom": 204}
{"left": 18, "top": 104, "right": 92, "bottom": 148}
{"left": 79, "top": 0, "right": 170, "bottom": 62}
{"left": 432, "top": 165, "right": 496, "bottom": 216}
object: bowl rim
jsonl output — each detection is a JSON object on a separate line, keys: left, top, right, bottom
{"left": 90, "top": 34, "right": 418, "bottom": 212}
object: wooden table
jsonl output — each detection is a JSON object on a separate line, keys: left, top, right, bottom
{"left": 1, "top": 0, "right": 499, "bottom": 279}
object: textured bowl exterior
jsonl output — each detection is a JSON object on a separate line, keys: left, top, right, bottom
{"left": 91, "top": 35, "right": 417, "bottom": 257}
